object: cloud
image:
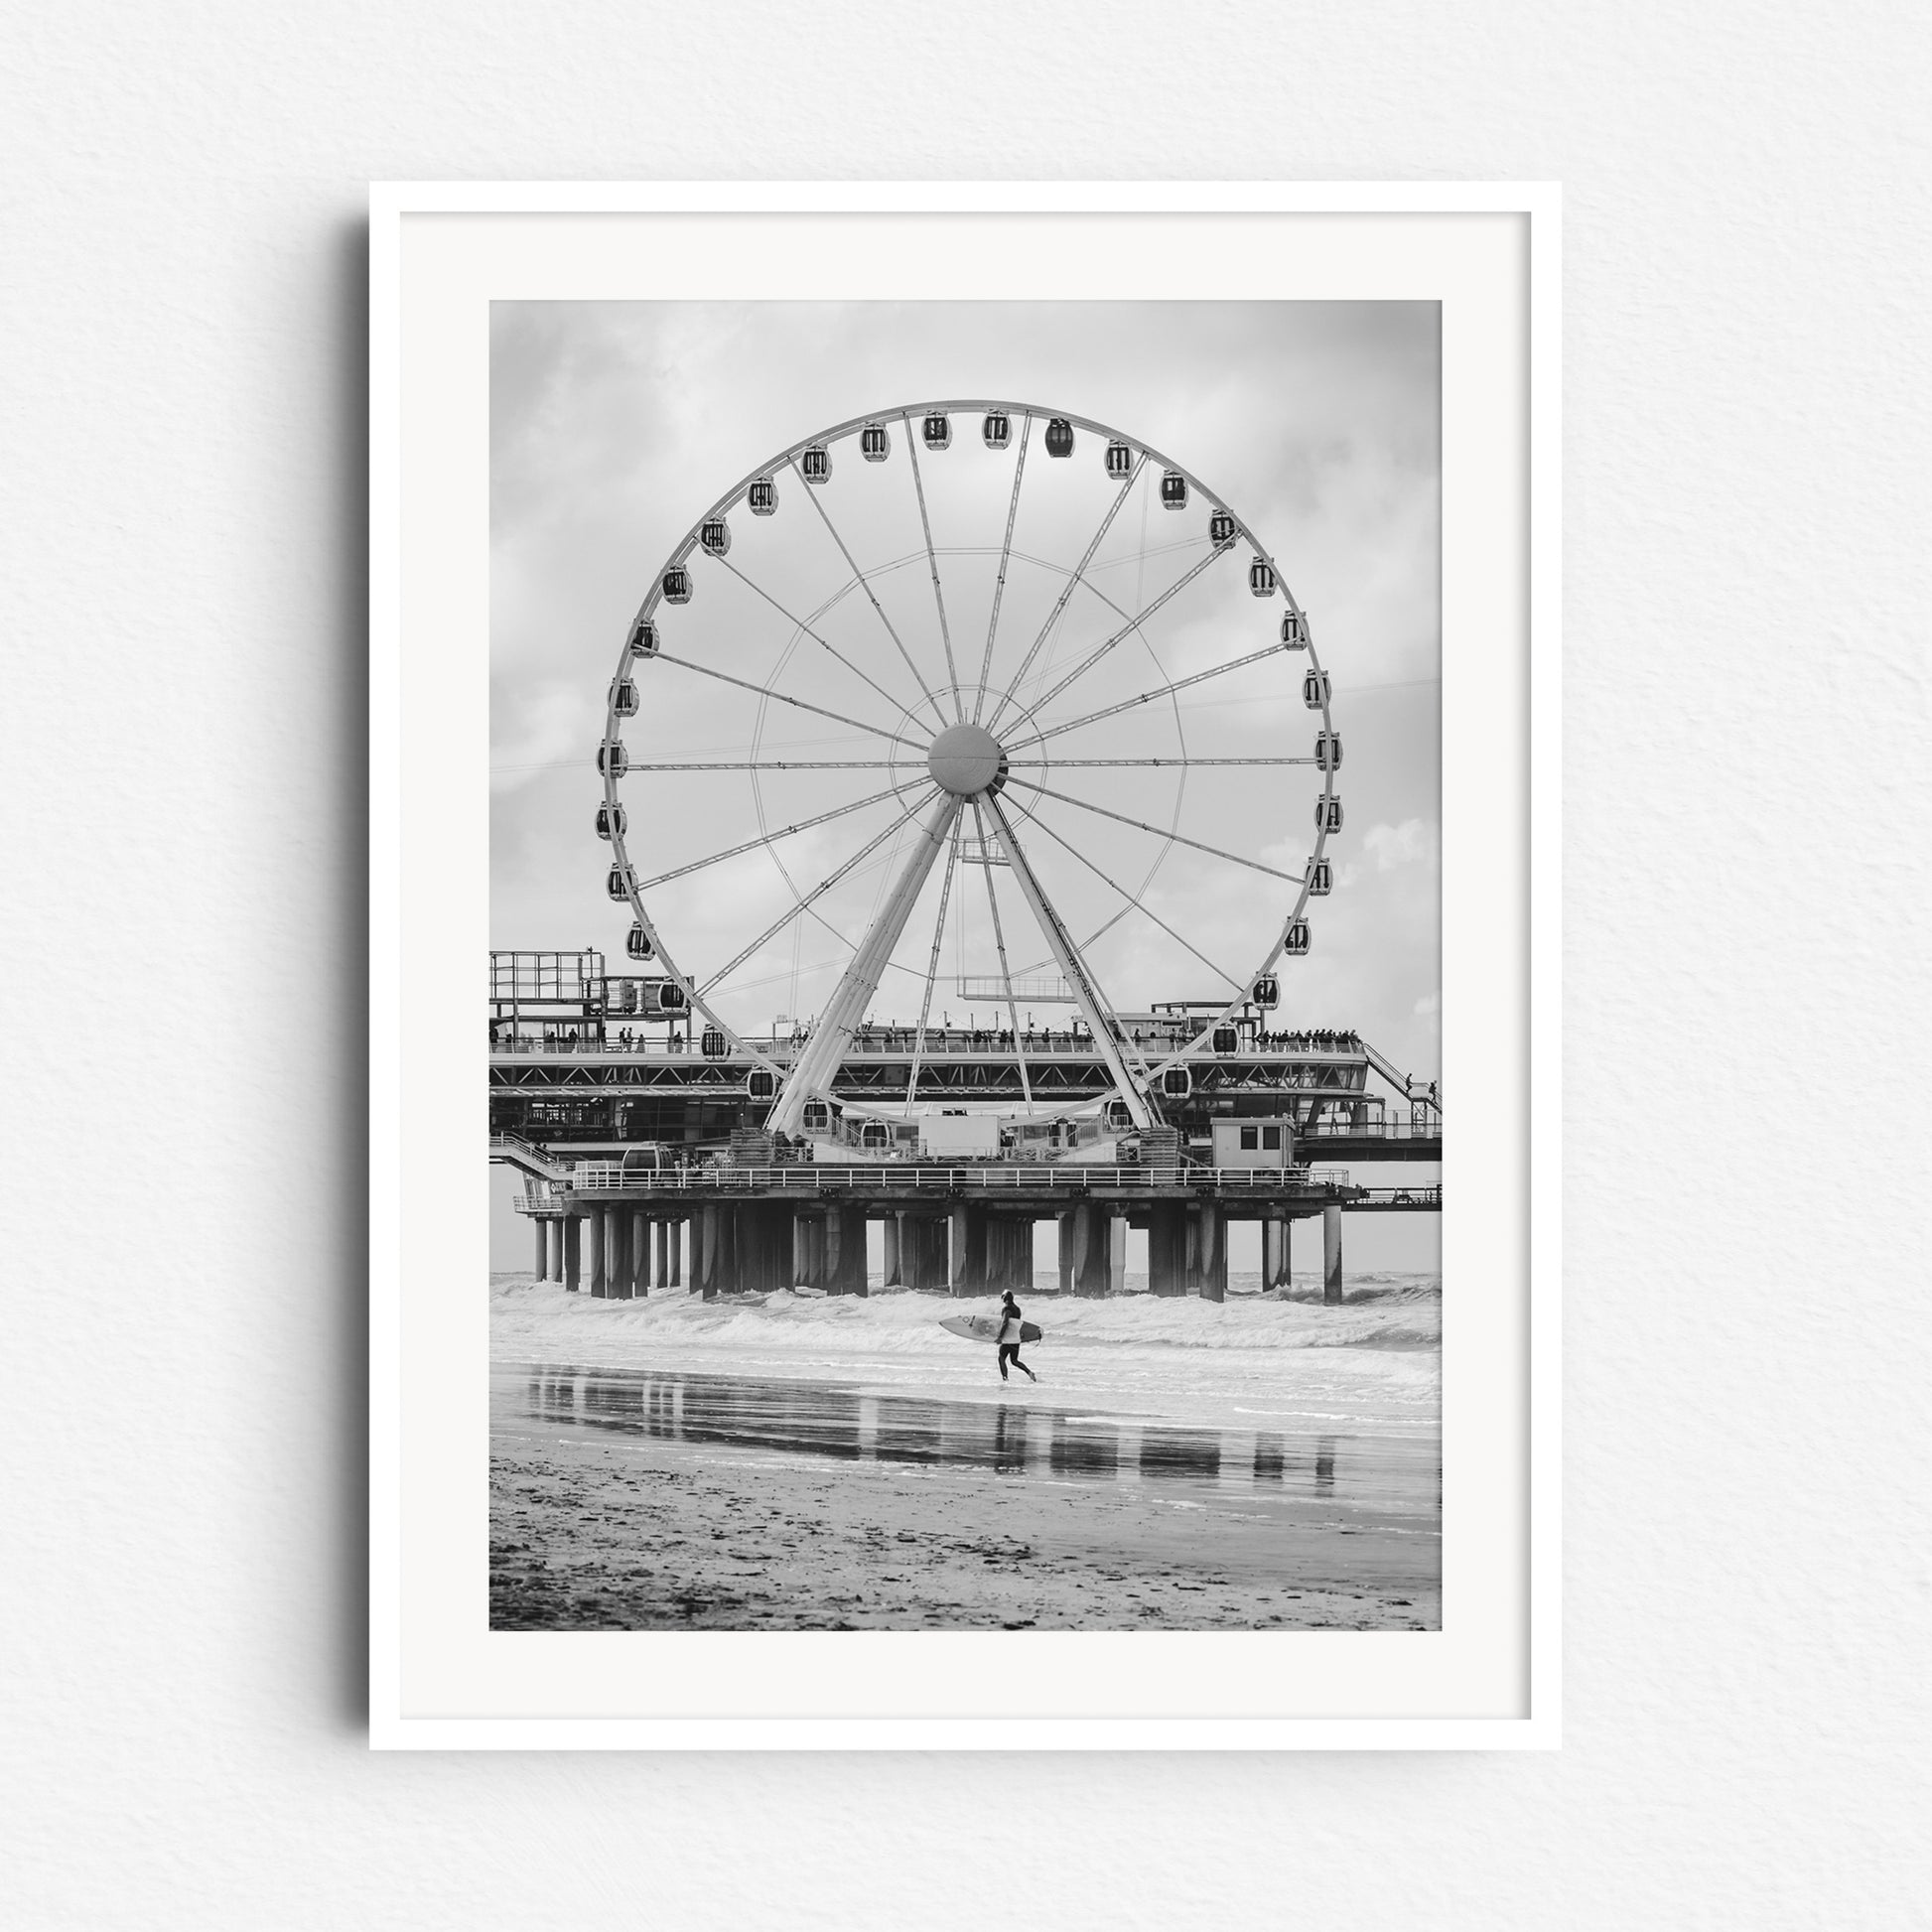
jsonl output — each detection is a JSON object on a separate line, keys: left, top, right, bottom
{"left": 490, "top": 681, "right": 597, "bottom": 795}
{"left": 1414, "top": 989, "right": 1442, "bottom": 1017}
{"left": 1362, "top": 817, "right": 1439, "bottom": 873}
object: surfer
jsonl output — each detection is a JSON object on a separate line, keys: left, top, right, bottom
{"left": 996, "top": 1291, "right": 1038, "bottom": 1384}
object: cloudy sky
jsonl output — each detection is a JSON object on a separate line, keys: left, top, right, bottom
{"left": 489, "top": 300, "right": 1440, "bottom": 1267}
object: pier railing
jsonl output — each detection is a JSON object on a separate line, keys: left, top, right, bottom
{"left": 509, "top": 1172, "right": 1436, "bottom": 1216}
{"left": 543, "top": 1162, "right": 1359, "bottom": 1198}
{"left": 1298, "top": 1117, "right": 1439, "bottom": 1141}
{"left": 490, "top": 1034, "right": 1372, "bottom": 1062}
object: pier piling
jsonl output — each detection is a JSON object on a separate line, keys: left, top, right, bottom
{"left": 1263, "top": 1214, "right": 1291, "bottom": 1292}
{"left": 985, "top": 1217, "right": 1033, "bottom": 1294}
{"left": 588, "top": 1212, "right": 609, "bottom": 1298}
{"left": 1057, "top": 1204, "right": 1112, "bottom": 1297}
{"left": 949, "top": 1204, "right": 989, "bottom": 1297}
{"left": 823, "top": 1205, "right": 868, "bottom": 1296}
{"left": 1187, "top": 1203, "right": 1227, "bottom": 1303}
{"left": 1322, "top": 1203, "right": 1343, "bottom": 1305}
{"left": 900, "top": 1216, "right": 949, "bottom": 1290}
{"left": 605, "top": 1208, "right": 628, "bottom": 1300}
{"left": 1147, "top": 1202, "right": 1188, "bottom": 1297}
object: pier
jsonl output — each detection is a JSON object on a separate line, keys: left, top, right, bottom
{"left": 489, "top": 949, "right": 1440, "bottom": 1305}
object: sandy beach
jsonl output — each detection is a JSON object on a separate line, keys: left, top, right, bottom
{"left": 490, "top": 1273, "right": 1441, "bottom": 1630}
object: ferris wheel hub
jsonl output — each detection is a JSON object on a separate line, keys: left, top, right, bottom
{"left": 925, "top": 721, "right": 1008, "bottom": 796}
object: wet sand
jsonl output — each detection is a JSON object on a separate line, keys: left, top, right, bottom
{"left": 490, "top": 1362, "right": 1439, "bottom": 1630}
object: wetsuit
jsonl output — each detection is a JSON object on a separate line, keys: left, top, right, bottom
{"left": 997, "top": 1301, "right": 1037, "bottom": 1382}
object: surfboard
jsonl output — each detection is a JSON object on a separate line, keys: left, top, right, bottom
{"left": 940, "top": 1314, "right": 1042, "bottom": 1344}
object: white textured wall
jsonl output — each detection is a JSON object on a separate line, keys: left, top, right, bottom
{"left": 4, "top": 4, "right": 1928, "bottom": 1924}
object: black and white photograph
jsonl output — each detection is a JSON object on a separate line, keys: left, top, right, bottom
{"left": 486, "top": 299, "right": 1445, "bottom": 1632}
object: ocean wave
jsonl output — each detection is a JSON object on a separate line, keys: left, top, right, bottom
{"left": 488, "top": 1277, "right": 1441, "bottom": 1354}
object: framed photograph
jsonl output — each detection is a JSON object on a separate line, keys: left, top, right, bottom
{"left": 370, "top": 183, "right": 1559, "bottom": 1747}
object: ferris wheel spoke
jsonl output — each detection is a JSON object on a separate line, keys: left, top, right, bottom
{"left": 652, "top": 651, "right": 925, "bottom": 752}
{"left": 981, "top": 792, "right": 1153, "bottom": 1131}
{"left": 985, "top": 458, "right": 1146, "bottom": 735}
{"left": 902, "top": 814, "right": 967, "bottom": 1107}
{"left": 1002, "top": 774, "right": 1301, "bottom": 884}
{"left": 709, "top": 552, "right": 945, "bottom": 731}
{"left": 901, "top": 417, "right": 965, "bottom": 721}
{"left": 790, "top": 457, "right": 951, "bottom": 734}
{"left": 765, "top": 793, "right": 963, "bottom": 1135}
{"left": 1006, "top": 642, "right": 1285, "bottom": 756}
{"left": 970, "top": 415, "right": 1033, "bottom": 725}
{"left": 968, "top": 800, "right": 1035, "bottom": 1113}
{"left": 698, "top": 786, "right": 942, "bottom": 998}
{"left": 637, "top": 759, "right": 905, "bottom": 771}
{"left": 637, "top": 777, "right": 926, "bottom": 892}
{"left": 1015, "top": 542, "right": 1231, "bottom": 724}
{"left": 1009, "top": 801, "right": 1247, "bottom": 997}
{"left": 1005, "top": 756, "right": 1315, "bottom": 768}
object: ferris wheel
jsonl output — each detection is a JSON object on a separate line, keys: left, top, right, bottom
{"left": 596, "top": 400, "right": 1341, "bottom": 1136}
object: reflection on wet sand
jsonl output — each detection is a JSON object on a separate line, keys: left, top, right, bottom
{"left": 527, "top": 1365, "right": 1348, "bottom": 1496}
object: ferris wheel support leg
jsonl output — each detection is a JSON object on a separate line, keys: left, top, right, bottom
{"left": 981, "top": 793, "right": 1153, "bottom": 1132}
{"left": 766, "top": 794, "right": 962, "bottom": 1137}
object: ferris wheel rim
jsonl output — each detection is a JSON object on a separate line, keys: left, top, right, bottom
{"left": 600, "top": 396, "right": 1341, "bottom": 1120}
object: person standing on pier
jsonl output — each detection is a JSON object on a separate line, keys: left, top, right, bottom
{"left": 996, "top": 1291, "right": 1037, "bottom": 1384}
